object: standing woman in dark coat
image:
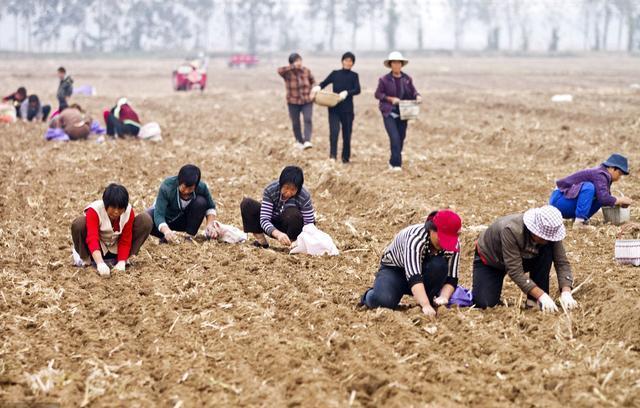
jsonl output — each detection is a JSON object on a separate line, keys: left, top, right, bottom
{"left": 314, "top": 52, "right": 361, "bottom": 163}
{"left": 374, "top": 51, "right": 422, "bottom": 171}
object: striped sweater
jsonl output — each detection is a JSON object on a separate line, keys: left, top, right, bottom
{"left": 260, "top": 181, "right": 315, "bottom": 236}
{"left": 380, "top": 224, "right": 460, "bottom": 287}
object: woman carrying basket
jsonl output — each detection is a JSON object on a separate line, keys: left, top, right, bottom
{"left": 374, "top": 51, "right": 422, "bottom": 171}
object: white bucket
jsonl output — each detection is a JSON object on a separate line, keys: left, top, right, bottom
{"left": 615, "top": 239, "right": 640, "bottom": 266}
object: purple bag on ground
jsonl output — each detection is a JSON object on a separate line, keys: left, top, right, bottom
{"left": 448, "top": 286, "right": 473, "bottom": 308}
{"left": 44, "top": 127, "right": 70, "bottom": 142}
{"left": 90, "top": 120, "right": 105, "bottom": 135}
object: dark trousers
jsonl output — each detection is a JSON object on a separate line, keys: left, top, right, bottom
{"left": 58, "top": 97, "right": 68, "bottom": 112}
{"left": 472, "top": 245, "right": 553, "bottom": 308}
{"left": 329, "top": 110, "right": 354, "bottom": 162}
{"left": 70, "top": 212, "right": 153, "bottom": 264}
{"left": 383, "top": 115, "right": 408, "bottom": 167}
{"left": 27, "top": 105, "right": 51, "bottom": 122}
{"left": 147, "top": 196, "right": 209, "bottom": 238}
{"left": 287, "top": 103, "right": 313, "bottom": 143}
{"left": 240, "top": 197, "right": 304, "bottom": 241}
{"left": 106, "top": 112, "right": 139, "bottom": 137}
{"left": 363, "top": 255, "right": 449, "bottom": 309}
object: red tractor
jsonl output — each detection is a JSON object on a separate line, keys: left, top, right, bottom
{"left": 228, "top": 54, "right": 259, "bottom": 69}
{"left": 172, "top": 57, "right": 208, "bottom": 91}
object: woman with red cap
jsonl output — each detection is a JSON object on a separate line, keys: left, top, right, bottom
{"left": 360, "top": 209, "right": 462, "bottom": 317}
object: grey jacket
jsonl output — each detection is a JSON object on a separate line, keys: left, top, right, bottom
{"left": 477, "top": 214, "right": 573, "bottom": 294}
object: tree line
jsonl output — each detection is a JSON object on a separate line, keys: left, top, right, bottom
{"left": 0, "top": 0, "right": 638, "bottom": 53}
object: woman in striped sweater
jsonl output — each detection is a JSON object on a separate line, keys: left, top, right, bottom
{"left": 240, "top": 166, "right": 315, "bottom": 248}
{"left": 360, "top": 210, "right": 462, "bottom": 317}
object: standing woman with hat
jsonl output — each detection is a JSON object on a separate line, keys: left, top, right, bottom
{"left": 313, "top": 52, "right": 361, "bottom": 163}
{"left": 550, "top": 153, "right": 632, "bottom": 227}
{"left": 278, "top": 53, "right": 316, "bottom": 150}
{"left": 473, "top": 206, "right": 578, "bottom": 312}
{"left": 374, "top": 51, "right": 422, "bottom": 171}
{"left": 359, "top": 210, "right": 462, "bottom": 317}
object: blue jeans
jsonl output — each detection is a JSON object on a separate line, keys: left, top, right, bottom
{"left": 362, "top": 255, "right": 448, "bottom": 309}
{"left": 383, "top": 115, "right": 408, "bottom": 167}
{"left": 549, "top": 182, "right": 601, "bottom": 220}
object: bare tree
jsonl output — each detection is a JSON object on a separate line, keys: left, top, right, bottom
{"left": 364, "top": 0, "right": 383, "bottom": 50}
{"left": 309, "top": 0, "right": 340, "bottom": 51}
{"left": 448, "top": 0, "right": 474, "bottom": 51}
{"left": 236, "top": 0, "right": 275, "bottom": 54}
{"left": 344, "top": 0, "right": 364, "bottom": 50}
{"left": 384, "top": 0, "right": 399, "bottom": 50}
{"left": 612, "top": 0, "right": 639, "bottom": 52}
{"left": 475, "top": 0, "right": 501, "bottom": 50}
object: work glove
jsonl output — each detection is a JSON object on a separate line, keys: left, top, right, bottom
{"left": 339, "top": 90, "right": 348, "bottom": 101}
{"left": 433, "top": 296, "right": 449, "bottom": 307}
{"left": 97, "top": 262, "right": 111, "bottom": 278}
{"left": 114, "top": 261, "right": 126, "bottom": 272}
{"left": 311, "top": 85, "right": 321, "bottom": 94}
{"left": 205, "top": 222, "right": 219, "bottom": 240}
{"left": 559, "top": 291, "right": 578, "bottom": 310}
{"left": 537, "top": 293, "right": 558, "bottom": 313}
{"left": 163, "top": 228, "right": 178, "bottom": 243}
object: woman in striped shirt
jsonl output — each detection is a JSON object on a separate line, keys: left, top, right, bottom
{"left": 240, "top": 166, "right": 315, "bottom": 248}
{"left": 360, "top": 210, "right": 462, "bottom": 317}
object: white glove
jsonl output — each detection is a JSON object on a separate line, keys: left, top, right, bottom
{"left": 114, "top": 261, "right": 126, "bottom": 272}
{"left": 537, "top": 293, "right": 558, "bottom": 313}
{"left": 311, "top": 86, "right": 321, "bottom": 94}
{"left": 559, "top": 291, "right": 578, "bottom": 310}
{"left": 338, "top": 90, "right": 348, "bottom": 101}
{"left": 205, "top": 222, "right": 219, "bottom": 240}
{"left": 96, "top": 262, "right": 111, "bottom": 277}
{"left": 163, "top": 228, "right": 178, "bottom": 243}
{"left": 433, "top": 296, "right": 449, "bottom": 306}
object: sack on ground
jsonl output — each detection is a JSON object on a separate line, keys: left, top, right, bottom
{"left": 213, "top": 221, "right": 247, "bottom": 244}
{"left": 289, "top": 224, "right": 339, "bottom": 256}
{"left": 448, "top": 286, "right": 473, "bottom": 308}
{"left": 138, "top": 122, "right": 162, "bottom": 142}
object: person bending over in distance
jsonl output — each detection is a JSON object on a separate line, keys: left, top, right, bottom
{"left": 359, "top": 210, "right": 462, "bottom": 318}
{"left": 21, "top": 94, "right": 51, "bottom": 122}
{"left": 71, "top": 183, "right": 153, "bottom": 277}
{"left": 473, "top": 205, "right": 578, "bottom": 312}
{"left": 2, "top": 86, "right": 27, "bottom": 118}
{"left": 49, "top": 103, "right": 91, "bottom": 141}
{"left": 240, "top": 166, "right": 315, "bottom": 249}
{"left": 104, "top": 97, "right": 141, "bottom": 138}
{"left": 550, "top": 153, "right": 632, "bottom": 228}
{"left": 147, "top": 164, "right": 218, "bottom": 243}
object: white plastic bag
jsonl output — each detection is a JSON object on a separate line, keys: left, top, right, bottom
{"left": 551, "top": 94, "right": 573, "bottom": 103}
{"left": 289, "top": 224, "right": 339, "bottom": 256}
{"left": 138, "top": 122, "right": 162, "bottom": 142}
{"left": 213, "top": 221, "right": 247, "bottom": 244}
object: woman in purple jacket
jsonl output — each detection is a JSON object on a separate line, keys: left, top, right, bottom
{"left": 374, "top": 51, "right": 422, "bottom": 171}
{"left": 549, "top": 154, "right": 632, "bottom": 227}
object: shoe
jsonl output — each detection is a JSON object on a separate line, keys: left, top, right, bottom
{"left": 303, "top": 141, "right": 313, "bottom": 149}
{"left": 252, "top": 240, "right": 269, "bottom": 249}
{"left": 295, "top": 143, "right": 305, "bottom": 150}
{"left": 388, "top": 165, "right": 402, "bottom": 172}
{"left": 358, "top": 288, "right": 372, "bottom": 307}
{"left": 71, "top": 247, "right": 86, "bottom": 267}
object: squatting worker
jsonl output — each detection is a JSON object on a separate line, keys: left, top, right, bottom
{"left": 473, "top": 205, "right": 578, "bottom": 312}
{"left": 360, "top": 210, "right": 462, "bottom": 318}
{"left": 374, "top": 51, "right": 422, "bottom": 171}
{"left": 71, "top": 183, "right": 153, "bottom": 277}
{"left": 147, "top": 164, "right": 219, "bottom": 243}
{"left": 550, "top": 153, "right": 632, "bottom": 228}
{"left": 314, "top": 51, "right": 361, "bottom": 163}
{"left": 240, "top": 166, "right": 315, "bottom": 249}
{"left": 278, "top": 53, "right": 316, "bottom": 150}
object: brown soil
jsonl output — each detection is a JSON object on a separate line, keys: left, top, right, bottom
{"left": 0, "top": 55, "right": 639, "bottom": 407}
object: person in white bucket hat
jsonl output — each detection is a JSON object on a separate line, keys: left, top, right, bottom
{"left": 374, "top": 51, "right": 422, "bottom": 171}
{"left": 472, "top": 206, "right": 578, "bottom": 312}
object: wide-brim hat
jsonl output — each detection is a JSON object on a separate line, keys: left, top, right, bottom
{"left": 523, "top": 205, "right": 566, "bottom": 242}
{"left": 602, "top": 153, "right": 629, "bottom": 175}
{"left": 384, "top": 51, "right": 409, "bottom": 68}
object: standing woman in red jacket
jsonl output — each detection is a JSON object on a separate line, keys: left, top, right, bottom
{"left": 374, "top": 51, "right": 422, "bottom": 171}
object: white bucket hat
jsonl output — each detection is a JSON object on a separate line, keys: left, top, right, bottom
{"left": 523, "top": 205, "right": 566, "bottom": 242}
{"left": 384, "top": 51, "right": 409, "bottom": 68}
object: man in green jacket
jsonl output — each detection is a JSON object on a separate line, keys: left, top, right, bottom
{"left": 147, "top": 164, "right": 218, "bottom": 243}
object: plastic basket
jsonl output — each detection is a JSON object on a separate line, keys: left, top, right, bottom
{"left": 399, "top": 100, "right": 420, "bottom": 120}
{"left": 615, "top": 239, "right": 640, "bottom": 266}
{"left": 602, "top": 206, "right": 630, "bottom": 225}
{"left": 314, "top": 91, "right": 340, "bottom": 107}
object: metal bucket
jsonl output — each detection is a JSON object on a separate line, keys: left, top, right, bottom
{"left": 399, "top": 100, "right": 420, "bottom": 120}
{"left": 602, "top": 206, "right": 630, "bottom": 225}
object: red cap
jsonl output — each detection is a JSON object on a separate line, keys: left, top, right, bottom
{"left": 432, "top": 210, "right": 461, "bottom": 252}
